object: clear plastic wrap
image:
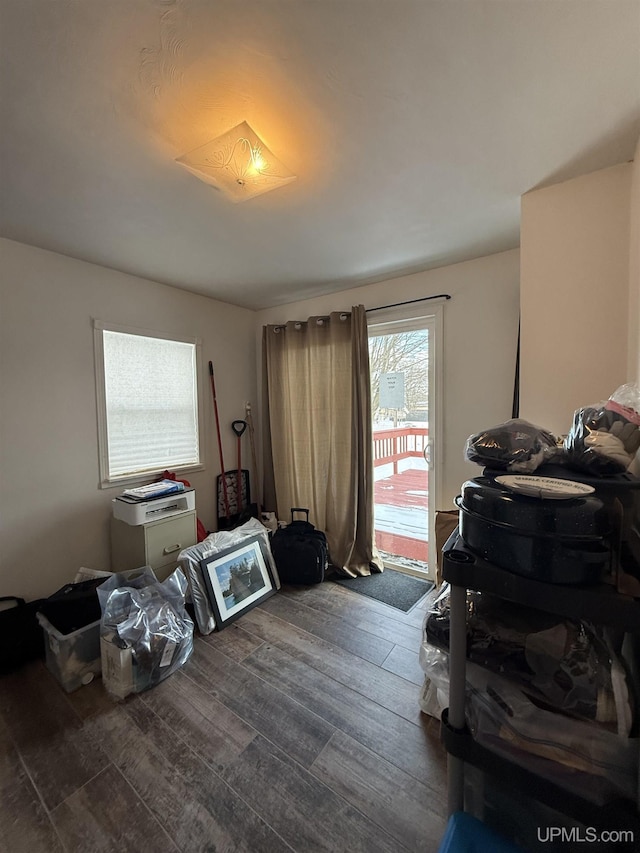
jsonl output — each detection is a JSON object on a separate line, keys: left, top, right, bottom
{"left": 418, "top": 640, "right": 450, "bottom": 719}
{"left": 177, "top": 518, "right": 279, "bottom": 635}
{"left": 423, "top": 583, "right": 633, "bottom": 734}
{"left": 418, "top": 584, "right": 452, "bottom": 718}
{"left": 418, "top": 677, "right": 446, "bottom": 720}
{"left": 464, "top": 419, "right": 559, "bottom": 473}
{"left": 419, "top": 633, "right": 638, "bottom": 804}
{"left": 564, "top": 382, "right": 640, "bottom": 476}
{"left": 98, "top": 566, "right": 193, "bottom": 700}
{"left": 465, "top": 664, "right": 638, "bottom": 806}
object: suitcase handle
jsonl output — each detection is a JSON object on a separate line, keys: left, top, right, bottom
{"left": 290, "top": 507, "right": 310, "bottom": 523}
{"left": 0, "top": 596, "right": 26, "bottom": 610}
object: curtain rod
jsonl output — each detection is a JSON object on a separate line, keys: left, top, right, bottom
{"left": 366, "top": 294, "right": 451, "bottom": 313}
{"left": 268, "top": 294, "right": 452, "bottom": 331}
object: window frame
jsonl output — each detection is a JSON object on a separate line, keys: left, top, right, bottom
{"left": 93, "top": 318, "right": 205, "bottom": 489}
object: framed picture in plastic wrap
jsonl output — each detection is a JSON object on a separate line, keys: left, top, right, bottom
{"left": 200, "top": 535, "right": 276, "bottom": 630}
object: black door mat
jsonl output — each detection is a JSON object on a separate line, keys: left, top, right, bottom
{"left": 333, "top": 569, "right": 434, "bottom": 612}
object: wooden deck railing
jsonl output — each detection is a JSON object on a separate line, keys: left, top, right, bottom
{"left": 373, "top": 427, "right": 428, "bottom": 474}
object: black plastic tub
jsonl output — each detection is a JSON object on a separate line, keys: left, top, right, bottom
{"left": 455, "top": 475, "right": 615, "bottom": 584}
{"left": 519, "top": 464, "right": 640, "bottom": 581}
{"left": 38, "top": 578, "right": 104, "bottom": 635}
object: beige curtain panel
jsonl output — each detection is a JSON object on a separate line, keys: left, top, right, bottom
{"left": 263, "top": 305, "right": 382, "bottom": 577}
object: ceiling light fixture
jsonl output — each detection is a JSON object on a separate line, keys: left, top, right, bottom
{"left": 175, "top": 121, "right": 296, "bottom": 203}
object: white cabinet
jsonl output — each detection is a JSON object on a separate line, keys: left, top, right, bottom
{"left": 110, "top": 511, "right": 197, "bottom": 580}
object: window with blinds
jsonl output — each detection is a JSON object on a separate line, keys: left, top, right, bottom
{"left": 94, "top": 321, "right": 202, "bottom": 485}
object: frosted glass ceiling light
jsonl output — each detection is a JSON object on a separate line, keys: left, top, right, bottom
{"left": 176, "top": 121, "right": 296, "bottom": 202}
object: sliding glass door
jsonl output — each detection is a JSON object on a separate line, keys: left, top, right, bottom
{"left": 368, "top": 308, "right": 442, "bottom": 580}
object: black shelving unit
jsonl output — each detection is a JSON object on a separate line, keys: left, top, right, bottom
{"left": 441, "top": 532, "right": 640, "bottom": 836}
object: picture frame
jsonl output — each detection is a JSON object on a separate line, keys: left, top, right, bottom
{"left": 199, "top": 534, "right": 276, "bottom": 630}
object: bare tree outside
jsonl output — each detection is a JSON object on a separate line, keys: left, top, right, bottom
{"left": 369, "top": 329, "right": 429, "bottom": 425}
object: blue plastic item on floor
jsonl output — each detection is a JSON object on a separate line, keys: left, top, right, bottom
{"left": 437, "top": 812, "right": 526, "bottom": 853}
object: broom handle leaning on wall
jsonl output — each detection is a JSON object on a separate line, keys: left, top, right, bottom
{"left": 209, "top": 361, "right": 230, "bottom": 520}
{"left": 245, "top": 402, "right": 261, "bottom": 518}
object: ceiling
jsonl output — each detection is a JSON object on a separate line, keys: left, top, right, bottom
{"left": 1, "top": 0, "right": 639, "bottom": 310}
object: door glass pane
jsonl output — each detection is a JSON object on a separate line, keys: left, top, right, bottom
{"left": 369, "top": 327, "right": 430, "bottom": 573}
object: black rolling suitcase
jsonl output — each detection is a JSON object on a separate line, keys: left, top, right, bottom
{"left": 271, "top": 508, "right": 329, "bottom": 584}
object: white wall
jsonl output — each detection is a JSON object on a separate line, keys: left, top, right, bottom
{"left": 256, "top": 249, "right": 520, "bottom": 511}
{"left": 629, "top": 136, "right": 640, "bottom": 385}
{"left": 520, "top": 162, "right": 632, "bottom": 435}
{"left": 0, "top": 239, "right": 257, "bottom": 600}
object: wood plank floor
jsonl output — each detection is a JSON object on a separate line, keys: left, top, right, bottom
{"left": 0, "top": 580, "right": 447, "bottom": 853}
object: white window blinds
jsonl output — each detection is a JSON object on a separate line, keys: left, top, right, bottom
{"left": 100, "top": 328, "right": 200, "bottom": 480}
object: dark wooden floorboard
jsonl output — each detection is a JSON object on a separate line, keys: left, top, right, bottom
{"left": 199, "top": 620, "right": 266, "bottom": 662}
{"left": 50, "top": 764, "right": 180, "bottom": 853}
{"left": 240, "top": 637, "right": 447, "bottom": 792}
{"left": 138, "top": 669, "right": 259, "bottom": 770}
{"left": 0, "top": 712, "right": 65, "bottom": 853}
{"left": 218, "top": 734, "right": 404, "bottom": 853}
{"left": 0, "top": 583, "right": 446, "bottom": 853}
{"left": 85, "top": 694, "right": 290, "bottom": 852}
{"left": 381, "top": 644, "right": 425, "bottom": 686}
{"left": 186, "top": 640, "right": 336, "bottom": 769}
{"left": 279, "top": 582, "right": 426, "bottom": 652}
{"left": 310, "top": 729, "right": 446, "bottom": 851}
{"left": 0, "top": 661, "right": 111, "bottom": 811}
{"left": 258, "top": 592, "right": 395, "bottom": 665}
{"left": 238, "top": 605, "right": 424, "bottom": 725}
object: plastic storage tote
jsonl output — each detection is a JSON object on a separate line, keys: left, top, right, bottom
{"left": 36, "top": 612, "right": 101, "bottom": 692}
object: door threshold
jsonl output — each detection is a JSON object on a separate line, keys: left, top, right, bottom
{"left": 382, "top": 559, "right": 434, "bottom": 582}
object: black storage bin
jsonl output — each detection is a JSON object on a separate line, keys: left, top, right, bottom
{"left": 0, "top": 596, "right": 45, "bottom": 672}
{"left": 36, "top": 579, "right": 106, "bottom": 694}
{"left": 38, "top": 578, "right": 104, "bottom": 635}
